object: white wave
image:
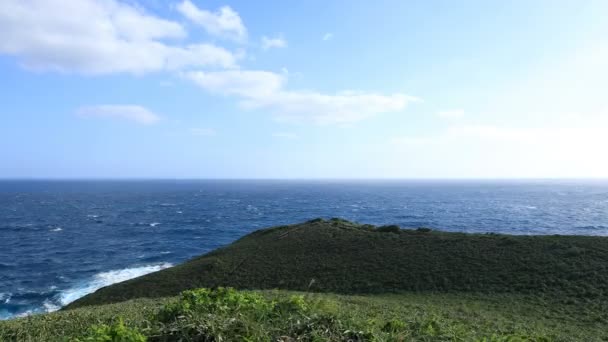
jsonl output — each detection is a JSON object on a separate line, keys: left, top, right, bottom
{"left": 0, "top": 293, "right": 10, "bottom": 304}
{"left": 42, "top": 300, "right": 61, "bottom": 312}
{"left": 87, "top": 214, "right": 99, "bottom": 218}
{"left": 15, "top": 310, "right": 34, "bottom": 318}
{"left": 57, "top": 262, "right": 172, "bottom": 306}
{"left": 149, "top": 222, "right": 161, "bottom": 227}
{"left": 176, "top": 211, "right": 183, "bottom": 214}
{"left": 50, "top": 227, "right": 62, "bottom": 232}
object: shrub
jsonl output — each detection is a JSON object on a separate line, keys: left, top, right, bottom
{"left": 416, "top": 227, "right": 432, "bottom": 233}
{"left": 153, "top": 288, "right": 318, "bottom": 341}
{"left": 156, "top": 287, "right": 272, "bottom": 322}
{"left": 361, "top": 224, "right": 376, "bottom": 231}
{"left": 77, "top": 319, "right": 146, "bottom": 342}
{"left": 377, "top": 225, "right": 401, "bottom": 233}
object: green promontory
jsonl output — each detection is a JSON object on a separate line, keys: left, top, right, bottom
{"left": 67, "top": 218, "right": 608, "bottom": 309}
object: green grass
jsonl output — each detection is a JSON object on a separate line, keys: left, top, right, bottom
{"left": 67, "top": 218, "right": 608, "bottom": 309}
{"left": 2, "top": 288, "right": 607, "bottom": 341}
{"left": 3, "top": 218, "right": 608, "bottom": 341}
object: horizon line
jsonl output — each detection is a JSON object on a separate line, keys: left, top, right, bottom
{"left": 1, "top": 177, "right": 608, "bottom": 182}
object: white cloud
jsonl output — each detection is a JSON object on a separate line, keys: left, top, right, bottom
{"left": 272, "top": 132, "right": 298, "bottom": 139}
{"left": 183, "top": 70, "right": 416, "bottom": 124}
{"left": 438, "top": 109, "right": 464, "bottom": 120}
{"left": 177, "top": 0, "right": 247, "bottom": 42}
{"left": 322, "top": 33, "right": 333, "bottom": 41}
{"left": 0, "top": 0, "right": 237, "bottom": 74}
{"left": 261, "top": 35, "right": 287, "bottom": 50}
{"left": 77, "top": 105, "right": 161, "bottom": 125}
{"left": 183, "top": 70, "right": 285, "bottom": 98}
{"left": 190, "top": 128, "right": 216, "bottom": 136}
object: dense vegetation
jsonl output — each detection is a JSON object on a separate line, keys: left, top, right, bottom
{"left": 68, "top": 218, "right": 608, "bottom": 309}
{"left": 2, "top": 218, "right": 608, "bottom": 341}
{"left": 3, "top": 287, "right": 607, "bottom": 341}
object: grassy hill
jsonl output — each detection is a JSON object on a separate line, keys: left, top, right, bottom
{"left": 67, "top": 218, "right": 608, "bottom": 309}
{"left": 3, "top": 218, "right": 608, "bottom": 341}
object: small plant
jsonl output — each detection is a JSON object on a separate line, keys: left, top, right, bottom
{"left": 382, "top": 319, "right": 407, "bottom": 333}
{"left": 377, "top": 225, "right": 401, "bottom": 233}
{"left": 416, "top": 227, "right": 432, "bottom": 233}
{"left": 77, "top": 319, "right": 146, "bottom": 342}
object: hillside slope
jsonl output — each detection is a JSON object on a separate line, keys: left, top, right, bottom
{"left": 67, "top": 218, "right": 608, "bottom": 309}
{"left": 5, "top": 290, "right": 607, "bottom": 341}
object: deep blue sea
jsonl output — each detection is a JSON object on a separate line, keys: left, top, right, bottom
{"left": 1, "top": 180, "right": 608, "bottom": 319}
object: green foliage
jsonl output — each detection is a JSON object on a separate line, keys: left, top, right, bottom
{"left": 360, "top": 224, "right": 376, "bottom": 231}
{"left": 416, "top": 227, "right": 432, "bottom": 232}
{"left": 150, "top": 288, "right": 363, "bottom": 341}
{"left": 75, "top": 319, "right": 146, "bottom": 342}
{"left": 376, "top": 225, "right": 401, "bottom": 233}
{"left": 2, "top": 289, "right": 607, "bottom": 341}
{"left": 382, "top": 319, "right": 407, "bottom": 333}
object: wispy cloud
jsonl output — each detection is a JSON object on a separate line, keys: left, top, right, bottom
{"left": 322, "top": 33, "right": 333, "bottom": 41}
{"left": 183, "top": 70, "right": 417, "bottom": 125}
{"left": 176, "top": 0, "right": 247, "bottom": 42}
{"left": 0, "top": 0, "right": 237, "bottom": 74}
{"left": 77, "top": 105, "right": 161, "bottom": 125}
{"left": 261, "top": 35, "right": 287, "bottom": 50}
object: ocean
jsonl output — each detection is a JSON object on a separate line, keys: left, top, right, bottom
{"left": 1, "top": 179, "right": 608, "bottom": 319}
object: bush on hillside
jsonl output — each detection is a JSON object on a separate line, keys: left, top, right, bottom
{"left": 377, "top": 225, "right": 401, "bottom": 233}
{"left": 76, "top": 319, "right": 145, "bottom": 342}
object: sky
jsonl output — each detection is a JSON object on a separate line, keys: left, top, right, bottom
{"left": 0, "top": 0, "right": 607, "bottom": 179}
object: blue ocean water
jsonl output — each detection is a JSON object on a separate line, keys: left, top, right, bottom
{"left": 1, "top": 179, "right": 608, "bottom": 319}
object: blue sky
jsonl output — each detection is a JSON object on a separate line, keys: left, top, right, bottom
{"left": 1, "top": 0, "right": 607, "bottom": 178}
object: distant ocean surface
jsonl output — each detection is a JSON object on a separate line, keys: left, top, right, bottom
{"left": 1, "top": 180, "right": 608, "bottom": 319}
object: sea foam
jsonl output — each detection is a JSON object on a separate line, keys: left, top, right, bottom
{"left": 57, "top": 262, "right": 172, "bottom": 307}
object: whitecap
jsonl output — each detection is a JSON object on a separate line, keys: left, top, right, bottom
{"left": 160, "top": 251, "right": 172, "bottom": 255}
{"left": 50, "top": 227, "right": 62, "bottom": 232}
{"left": 0, "top": 293, "right": 11, "bottom": 304}
{"left": 57, "top": 262, "right": 172, "bottom": 306}
{"left": 42, "top": 300, "right": 61, "bottom": 312}
{"left": 15, "top": 310, "right": 34, "bottom": 318}
{"left": 149, "top": 222, "right": 161, "bottom": 227}
{"left": 176, "top": 211, "right": 183, "bottom": 214}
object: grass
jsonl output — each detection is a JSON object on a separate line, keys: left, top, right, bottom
{"left": 67, "top": 218, "right": 608, "bottom": 308}
{"left": 2, "top": 218, "right": 608, "bottom": 341}
{"left": 2, "top": 288, "right": 607, "bottom": 341}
